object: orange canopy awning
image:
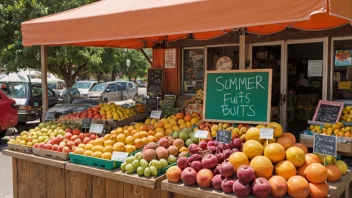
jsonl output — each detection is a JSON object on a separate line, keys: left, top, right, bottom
{"left": 21, "top": 0, "right": 352, "bottom": 48}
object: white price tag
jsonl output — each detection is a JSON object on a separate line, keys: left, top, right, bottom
{"left": 150, "top": 110, "right": 162, "bottom": 119}
{"left": 111, "top": 151, "right": 128, "bottom": 162}
{"left": 89, "top": 123, "right": 104, "bottom": 134}
{"left": 260, "top": 128, "right": 274, "bottom": 139}
{"left": 194, "top": 130, "right": 209, "bottom": 138}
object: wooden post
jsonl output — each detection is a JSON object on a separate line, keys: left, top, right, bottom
{"left": 40, "top": 45, "right": 48, "bottom": 121}
{"left": 239, "top": 34, "right": 246, "bottom": 69}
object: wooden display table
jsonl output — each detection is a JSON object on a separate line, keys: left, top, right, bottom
{"left": 4, "top": 149, "right": 166, "bottom": 198}
{"left": 161, "top": 169, "right": 352, "bottom": 198}
{"left": 3, "top": 149, "right": 66, "bottom": 198}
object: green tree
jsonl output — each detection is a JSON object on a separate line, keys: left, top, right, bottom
{"left": 0, "top": 0, "right": 118, "bottom": 87}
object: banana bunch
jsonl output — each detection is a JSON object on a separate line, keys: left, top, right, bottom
{"left": 99, "top": 103, "right": 136, "bottom": 120}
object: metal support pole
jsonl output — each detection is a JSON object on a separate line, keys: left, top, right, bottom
{"left": 239, "top": 35, "right": 246, "bottom": 69}
{"left": 41, "top": 45, "right": 48, "bottom": 122}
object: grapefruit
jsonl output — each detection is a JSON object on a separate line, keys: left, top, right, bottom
{"left": 275, "top": 160, "right": 297, "bottom": 181}
{"left": 293, "top": 143, "right": 308, "bottom": 154}
{"left": 245, "top": 127, "right": 264, "bottom": 144}
{"left": 264, "top": 143, "right": 285, "bottom": 163}
{"left": 229, "top": 152, "right": 249, "bottom": 172}
{"left": 304, "top": 163, "right": 327, "bottom": 183}
{"left": 250, "top": 155, "right": 273, "bottom": 179}
{"left": 276, "top": 136, "right": 294, "bottom": 150}
{"left": 326, "top": 165, "right": 342, "bottom": 182}
{"left": 309, "top": 182, "right": 329, "bottom": 198}
{"left": 285, "top": 147, "right": 305, "bottom": 167}
{"left": 287, "top": 176, "right": 310, "bottom": 198}
{"left": 281, "top": 132, "right": 296, "bottom": 144}
{"left": 243, "top": 140, "right": 264, "bottom": 159}
{"left": 269, "top": 175, "right": 287, "bottom": 197}
{"left": 267, "top": 122, "right": 283, "bottom": 137}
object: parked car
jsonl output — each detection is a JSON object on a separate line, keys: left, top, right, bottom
{"left": 89, "top": 82, "right": 127, "bottom": 102}
{"left": 72, "top": 81, "right": 98, "bottom": 98}
{"left": 115, "top": 80, "right": 139, "bottom": 99}
{"left": 58, "top": 87, "right": 81, "bottom": 103}
{"left": 0, "top": 73, "right": 58, "bottom": 130}
{"left": 0, "top": 90, "right": 18, "bottom": 139}
{"left": 46, "top": 99, "right": 100, "bottom": 120}
{"left": 136, "top": 80, "right": 146, "bottom": 87}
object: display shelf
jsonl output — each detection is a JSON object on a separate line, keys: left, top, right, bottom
{"left": 300, "top": 134, "right": 352, "bottom": 153}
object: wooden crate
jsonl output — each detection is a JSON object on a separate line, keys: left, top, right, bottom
{"left": 3, "top": 150, "right": 66, "bottom": 198}
{"left": 7, "top": 143, "right": 32, "bottom": 154}
{"left": 300, "top": 134, "right": 352, "bottom": 153}
{"left": 32, "top": 147, "right": 69, "bottom": 161}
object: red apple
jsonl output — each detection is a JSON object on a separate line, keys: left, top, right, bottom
{"left": 62, "top": 138, "right": 69, "bottom": 143}
{"left": 43, "top": 144, "right": 52, "bottom": 150}
{"left": 46, "top": 140, "right": 54, "bottom": 145}
{"left": 72, "top": 129, "right": 80, "bottom": 135}
{"left": 237, "top": 165, "right": 255, "bottom": 183}
{"left": 233, "top": 179, "right": 251, "bottom": 197}
{"left": 79, "top": 133, "right": 86, "bottom": 140}
{"left": 221, "top": 178, "right": 235, "bottom": 193}
{"left": 232, "top": 138, "right": 242, "bottom": 148}
{"left": 177, "top": 157, "right": 189, "bottom": 170}
{"left": 65, "top": 133, "right": 72, "bottom": 140}
{"left": 213, "top": 165, "right": 221, "bottom": 175}
{"left": 52, "top": 137, "right": 60, "bottom": 144}
{"left": 252, "top": 178, "right": 271, "bottom": 198}
{"left": 90, "top": 134, "right": 96, "bottom": 140}
{"left": 207, "top": 141, "right": 215, "bottom": 147}
{"left": 83, "top": 137, "right": 91, "bottom": 144}
{"left": 188, "top": 144, "right": 200, "bottom": 154}
{"left": 52, "top": 144, "right": 59, "bottom": 151}
{"left": 219, "top": 162, "right": 234, "bottom": 177}
{"left": 196, "top": 169, "right": 213, "bottom": 188}
{"left": 199, "top": 141, "right": 207, "bottom": 150}
{"left": 67, "top": 141, "right": 74, "bottom": 148}
{"left": 62, "top": 146, "right": 70, "bottom": 153}
{"left": 201, "top": 154, "right": 218, "bottom": 169}
{"left": 59, "top": 142, "right": 66, "bottom": 147}
{"left": 216, "top": 153, "right": 225, "bottom": 164}
{"left": 211, "top": 174, "right": 224, "bottom": 190}
{"left": 190, "top": 161, "right": 202, "bottom": 172}
{"left": 71, "top": 135, "right": 78, "bottom": 141}
{"left": 72, "top": 146, "right": 78, "bottom": 152}
{"left": 188, "top": 154, "right": 201, "bottom": 163}
{"left": 58, "top": 145, "right": 64, "bottom": 152}
{"left": 65, "top": 128, "right": 72, "bottom": 133}
{"left": 74, "top": 139, "right": 82, "bottom": 146}
{"left": 223, "top": 149, "right": 233, "bottom": 159}
{"left": 181, "top": 167, "right": 197, "bottom": 185}
{"left": 38, "top": 143, "right": 45, "bottom": 149}
{"left": 33, "top": 143, "right": 41, "bottom": 149}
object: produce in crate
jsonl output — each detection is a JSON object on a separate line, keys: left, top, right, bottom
{"left": 8, "top": 121, "right": 80, "bottom": 147}
{"left": 61, "top": 103, "right": 136, "bottom": 120}
{"left": 166, "top": 122, "right": 348, "bottom": 198}
{"left": 340, "top": 105, "right": 352, "bottom": 122}
{"left": 309, "top": 122, "right": 351, "bottom": 137}
{"left": 135, "top": 103, "right": 146, "bottom": 113}
{"left": 143, "top": 112, "right": 201, "bottom": 136}
{"left": 184, "top": 89, "right": 204, "bottom": 116}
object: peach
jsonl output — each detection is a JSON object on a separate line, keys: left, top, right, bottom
{"left": 196, "top": 169, "right": 214, "bottom": 188}
{"left": 166, "top": 166, "right": 182, "bottom": 183}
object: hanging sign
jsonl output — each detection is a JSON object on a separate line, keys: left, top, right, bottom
{"left": 307, "top": 60, "right": 323, "bottom": 77}
{"left": 313, "top": 134, "right": 337, "bottom": 157}
{"left": 216, "top": 56, "right": 233, "bottom": 71}
{"left": 147, "top": 68, "right": 163, "bottom": 94}
{"left": 204, "top": 69, "right": 272, "bottom": 124}
{"left": 165, "top": 49, "right": 176, "bottom": 68}
{"left": 312, "top": 100, "right": 344, "bottom": 124}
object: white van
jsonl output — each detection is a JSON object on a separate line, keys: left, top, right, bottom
{"left": 72, "top": 81, "right": 98, "bottom": 97}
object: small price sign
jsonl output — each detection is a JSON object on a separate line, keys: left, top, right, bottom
{"left": 259, "top": 128, "right": 274, "bottom": 139}
{"left": 150, "top": 110, "right": 162, "bottom": 119}
{"left": 89, "top": 123, "right": 104, "bottom": 134}
{"left": 216, "top": 130, "right": 232, "bottom": 144}
{"left": 194, "top": 130, "right": 209, "bottom": 138}
{"left": 112, "top": 151, "right": 128, "bottom": 162}
{"left": 82, "top": 118, "right": 92, "bottom": 129}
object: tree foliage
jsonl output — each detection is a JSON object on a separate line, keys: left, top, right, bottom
{"left": 0, "top": 0, "right": 150, "bottom": 87}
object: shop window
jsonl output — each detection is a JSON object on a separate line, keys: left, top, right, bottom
{"left": 333, "top": 40, "right": 352, "bottom": 102}
{"left": 207, "top": 45, "right": 239, "bottom": 70}
{"left": 182, "top": 48, "right": 204, "bottom": 94}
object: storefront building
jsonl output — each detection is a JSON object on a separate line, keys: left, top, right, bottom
{"left": 152, "top": 25, "right": 352, "bottom": 133}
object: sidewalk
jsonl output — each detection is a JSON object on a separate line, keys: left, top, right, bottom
{"left": 0, "top": 138, "right": 13, "bottom": 198}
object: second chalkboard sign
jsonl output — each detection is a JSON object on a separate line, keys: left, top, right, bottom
{"left": 216, "top": 130, "right": 232, "bottom": 144}
{"left": 147, "top": 68, "right": 163, "bottom": 94}
{"left": 312, "top": 100, "right": 344, "bottom": 123}
{"left": 313, "top": 134, "right": 337, "bottom": 157}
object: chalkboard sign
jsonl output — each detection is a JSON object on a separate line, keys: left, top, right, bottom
{"left": 313, "top": 134, "right": 337, "bottom": 157}
{"left": 146, "top": 98, "right": 158, "bottom": 115}
{"left": 204, "top": 69, "right": 272, "bottom": 124}
{"left": 147, "top": 68, "right": 163, "bottom": 94}
{"left": 312, "top": 100, "right": 344, "bottom": 123}
{"left": 162, "top": 95, "right": 176, "bottom": 108}
{"left": 82, "top": 118, "right": 92, "bottom": 129}
{"left": 216, "top": 130, "right": 232, "bottom": 144}
{"left": 45, "top": 112, "right": 56, "bottom": 122}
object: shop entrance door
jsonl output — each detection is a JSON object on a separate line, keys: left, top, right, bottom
{"left": 285, "top": 38, "right": 328, "bottom": 138}
{"left": 249, "top": 41, "right": 286, "bottom": 128}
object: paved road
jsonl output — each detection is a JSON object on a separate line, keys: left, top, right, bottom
{"left": 0, "top": 87, "right": 146, "bottom": 198}
{"left": 0, "top": 137, "right": 13, "bottom": 198}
